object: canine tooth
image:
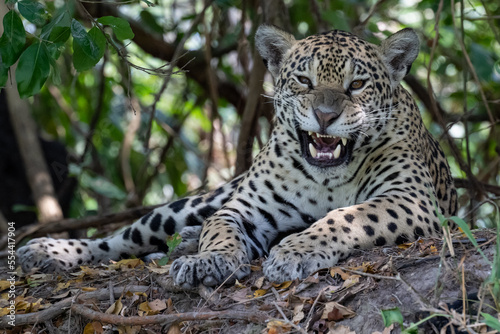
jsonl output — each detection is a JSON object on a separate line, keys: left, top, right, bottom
{"left": 333, "top": 145, "right": 342, "bottom": 159}
{"left": 308, "top": 131, "right": 313, "bottom": 136}
{"left": 309, "top": 143, "right": 317, "bottom": 158}
{"left": 341, "top": 138, "right": 347, "bottom": 146}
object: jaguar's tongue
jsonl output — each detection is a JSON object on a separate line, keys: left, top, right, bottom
{"left": 308, "top": 132, "right": 348, "bottom": 160}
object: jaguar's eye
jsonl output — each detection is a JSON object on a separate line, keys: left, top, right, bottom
{"left": 297, "top": 76, "right": 313, "bottom": 88}
{"left": 350, "top": 80, "right": 365, "bottom": 90}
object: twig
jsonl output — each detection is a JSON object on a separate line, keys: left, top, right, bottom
{"left": 12, "top": 204, "right": 161, "bottom": 245}
{"left": 354, "top": 0, "right": 389, "bottom": 35}
{"left": 450, "top": 0, "right": 495, "bottom": 125}
{"left": 77, "top": 2, "right": 179, "bottom": 78}
{"left": 305, "top": 286, "right": 330, "bottom": 330}
{"left": 339, "top": 267, "right": 435, "bottom": 311}
{"left": 339, "top": 267, "right": 401, "bottom": 281}
{"left": 453, "top": 178, "right": 500, "bottom": 196}
{"left": 309, "top": 0, "right": 329, "bottom": 32}
{"left": 71, "top": 303, "right": 270, "bottom": 326}
{"left": 143, "top": 1, "right": 212, "bottom": 148}
{"left": 201, "top": 5, "right": 220, "bottom": 185}
{"left": 79, "top": 53, "right": 107, "bottom": 164}
{"left": 273, "top": 301, "right": 308, "bottom": 334}
{"left": 0, "top": 296, "right": 73, "bottom": 328}
{"left": 81, "top": 3, "right": 244, "bottom": 117}
{"left": 464, "top": 15, "right": 500, "bottom": 21}
{"left": 121, "top": 98, "right": 141, "bottom": 197}
{"left": 417, "top": 4, "right": 486, "bottom": 201}
{"left": 137, "top": 107, "right": 195, "bottom": 200}
{"left": 202, "top": 263, "right": 251, "bottom": 308}
{"left": 47, "top": 85, "right": 87, "bottom": 137}
{"left": 0, "top": 286, "right": 150, "bottom": 328}
{"left": 235, "top": 46, "right": 266, "bottom": 175}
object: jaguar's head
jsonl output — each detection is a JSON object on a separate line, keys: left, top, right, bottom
{"left": 255, "top": 25, "right": 419, "bottom": 169}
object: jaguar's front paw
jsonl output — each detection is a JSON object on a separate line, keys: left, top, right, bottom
{"left": 170, "top": 250, "right": 250, "bottom": 289}
{"left": 263, "top": 242, "right": 339, "bottom": 283}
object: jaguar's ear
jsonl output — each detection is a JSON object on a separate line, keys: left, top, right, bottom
{"left": 381, "top": 28, "right": 419, "bottom": 88}
{"left": 255, "top": 25, "right": 296, "bottom": 78}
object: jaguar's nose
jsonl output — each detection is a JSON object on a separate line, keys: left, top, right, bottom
{"left": 313, "top": 109, "right": 340, "bottom": 131}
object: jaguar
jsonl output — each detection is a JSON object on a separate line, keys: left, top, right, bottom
{"left": 17, "top": 25, "right": 457, "bottom": 289}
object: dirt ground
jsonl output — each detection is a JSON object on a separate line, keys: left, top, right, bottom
{"left": 0, "top": 230, "right": 498, "bottom": 334}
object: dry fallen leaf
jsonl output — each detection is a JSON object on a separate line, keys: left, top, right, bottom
{"left": 146, "top": 265, "right": 170, "bottom": 274}
{"left": 229, "top": 287, "right": 252, "bottom": 302}
{"left": 49, "top": 290, "right": 71, "bottom": 300}
{"left": 342, "top": 275, "right": 360, "bottom": 289}
{"left": 253, "top": 289, "right": 268, "bottom": 298}
{"left": 328, "top": 323, "right": 356, "bottom": 334}
{"left": 330, "top": 267, "right": 351, "bottom": 280}
{"left": 109, "top": 259, "right": 144, "bottom": 270}
{"left": 267, "top": 320, "right": 292, "bottom": 334}
{"left": 372, "top": 323, "right": 395, "bottom": 334}
{"left": 167, "top": 323, "right": 182, "bottom": 334}
{"left": 272, "top": 280, "right": 293, "bottom": 290}
{"left": 234, "top": 279, "right": 246, "bottom": 288}
{"left": 138, "top": 301, "right": 153, "bottom": 315}
{"left": 105, "top": 298, "right": 123, "bottom": 315}
{"left": 254, "top": 276, "right": 266, "bottom": 289}
{"left": 321, "top": 302, "right": 356, "bottom": 321}
{"left": 148, "top": 299, "right": 167, "bottom": 312}
{"left": 83, "top": 322, "right": 103, "bottom": 334}
{"left": 117, "top": 325, "right": 141, "bottom": 334}
{"left": 292, "top": 304, "right": 305, "bottom": 323}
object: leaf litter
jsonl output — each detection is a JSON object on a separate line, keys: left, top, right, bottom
{"left": 0, "top": 229, "right": 498, "bottom": 333}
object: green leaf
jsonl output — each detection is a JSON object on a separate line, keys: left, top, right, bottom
{"left": 157, "top": 233, "right": 183, "bottom": 266}
{"left": 140, "top": 0, "right": 154, "bottom": 7}
{"left": 80, "top": 173, "right": 126, "bottom": 200}
{"left": 12, "top": 204, "right": 37, "bottom": 212}
{"left": 470, "top": 43, "right": 495, "bottom": 81}
{"left": 0, "top": 10, "right": 26, "bottom": 67}
{"left": 139, "top": 11, "right": 163, "bottom": 35}
{"left": 215, "top": 0, "right": 239, "bottom": 8}
{"left": 71, "top": 20, "right": 106, "bottom": 71}
{"left": 48, "top": 54, "right": 61, "bottom": 85}
{"left": 15, "top": 42, "right": 51, "bottom": 98}
{"left": 481, "top": 313, "right": 500, "bottom": 330}
{"left": 381, "top": 307, "right": 404, "bottom": 328}
{"left": 97, "top": 16, "right": 134, "bottom": 41}
{"left": 40, "top": 10, "right": 71, "bottom": 44}
{"left": 18, "top": 0, "right": 47, "bottom": 26}
{"left": 447, "top": 216, "right": 491, "bottom": 265}
{"left": 0, "top": 63, "right": 8, "bottom": 87}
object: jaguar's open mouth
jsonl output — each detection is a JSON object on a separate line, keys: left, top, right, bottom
{"left": 298, "top": 130, "right": 354, "bottom": 167}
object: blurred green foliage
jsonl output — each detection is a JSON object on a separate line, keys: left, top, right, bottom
{"left": 0, "top": 0, "right": 498, "bottom": 226}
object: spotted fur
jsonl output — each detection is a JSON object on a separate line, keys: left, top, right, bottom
{"left": 17, "top": 26, "right": 457, "bottom": 288}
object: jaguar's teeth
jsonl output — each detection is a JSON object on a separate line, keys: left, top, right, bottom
{"left": 308, "top": 131, "right": 313, "bottom": 136}
{"left": 341, "top": 138, "right": 347, "bottom": 146}
{"left": 318, "top": 134, "right": 336, "bottom": 138}
{"left": 309, "top": 143, "right": 317, "bottom": 158}
{"left": 333, "top": 145, "right": 342, "bottom": 159}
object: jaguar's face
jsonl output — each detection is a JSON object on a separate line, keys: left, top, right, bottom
{"left": 256, "top": 26, "right": 419, "bottom": 169}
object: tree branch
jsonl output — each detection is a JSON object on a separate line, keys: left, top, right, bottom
{"left": 82, "top": 3, "right": 246, "bottom": 116}
{"left": 4, "top": 80, "right": 64, "bottom": 223}
{"left": 71, "top": 303, "right": 270, "bottom": 327}
{"left": 13, "top": 205, "right": 161, "bottom": 244}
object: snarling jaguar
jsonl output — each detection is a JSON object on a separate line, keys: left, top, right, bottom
{"left": 18, "top": 25, "right": 457, "bottom": 289}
